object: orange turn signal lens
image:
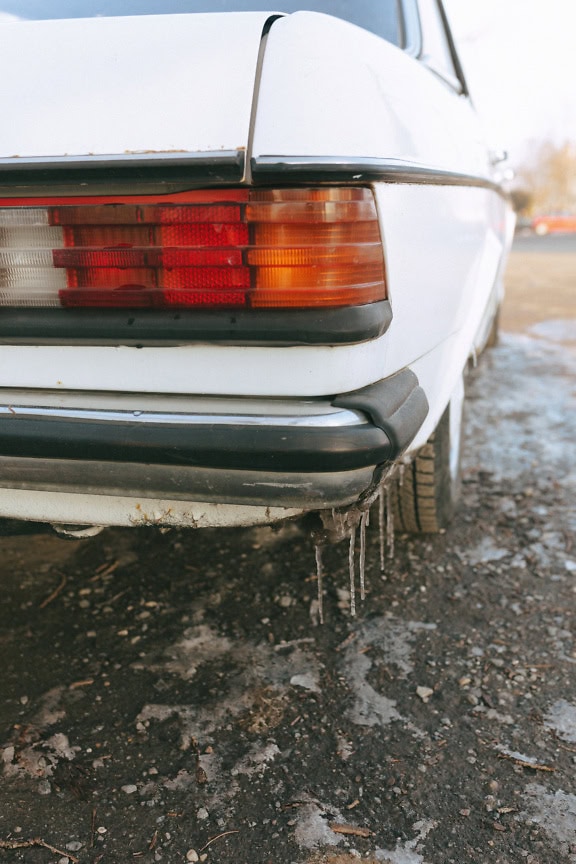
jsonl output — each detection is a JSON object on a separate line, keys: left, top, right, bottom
{"left": 247, "top": 187, "right": 386, "bottom": 309}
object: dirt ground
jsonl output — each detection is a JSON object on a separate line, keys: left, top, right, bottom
{"left": 501, "top": 234, "right": 576, "bottom": 348}
{"left": 0, "top": 237, "right": 575, "bottom": 864}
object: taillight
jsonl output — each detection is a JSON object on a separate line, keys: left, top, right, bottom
{"left": 0, "top": 187, "right": 386, "bottom": 310}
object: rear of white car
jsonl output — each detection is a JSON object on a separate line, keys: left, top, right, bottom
{"left": 0, "top": 2, "right": 514, "bottom": 532}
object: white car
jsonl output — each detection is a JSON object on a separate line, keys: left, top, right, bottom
{"left": 0, "top": 1, "right": 514, "bottom": 539}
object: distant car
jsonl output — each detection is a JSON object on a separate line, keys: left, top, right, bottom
{"left": 532, "top": 214, "right": 576, "bottom": 235}
{"left": 0, "top": 0, "right": 514, "bottom": 539}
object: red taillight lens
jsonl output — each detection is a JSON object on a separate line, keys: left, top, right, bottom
{"left": 0, "top": 187, "right": 386, "bottom": 310}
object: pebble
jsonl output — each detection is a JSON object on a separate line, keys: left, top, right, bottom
{"left": 2, "top": 746, "right": 15, "bottom": 765}
{"left": 186, "top": 850, "right": 199, "bottom": 862}
{"left": 416, "top": 686, "right": 434, "bottom": 703}
{"left": 277, "top": 595, "right": 293, "bottom": 608}
{"left": 66, "top": 841, "right": 83, "bottom": 852}
{"left": 121, "top": 784, "right": 138, "bottom": 794}
{"left": 197, "top": 807, "right": 209, "bottom": 821}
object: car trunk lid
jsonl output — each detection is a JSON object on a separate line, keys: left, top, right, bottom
{"left": 0, "top": 12, "right": 271, "bottom": 166}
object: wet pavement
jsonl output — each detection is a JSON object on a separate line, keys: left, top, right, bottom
{"left": 0, "top": 241, "right": 575, "bottom": 864}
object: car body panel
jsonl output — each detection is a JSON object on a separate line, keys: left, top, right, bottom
{"left": 0, "top": 4, "right": 515, "bottom": 530}
{"left": 0, "top": 13, "right": 270, "bottom": 161}
{"left": 252, "top": 11, "right": 487, "bottom": 174}
{"left": 0, "top": 486, "right": 304, "bottom": 529}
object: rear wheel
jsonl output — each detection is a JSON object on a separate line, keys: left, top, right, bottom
{"left": 484, "top": 304, "right": 500, "bottom": 349}
{"left": 393, "top": 379, "right": 464, "bottom": 533}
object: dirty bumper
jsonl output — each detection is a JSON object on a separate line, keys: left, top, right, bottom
{"left": 0, "top": 369, "right": 427, "bottom": 511}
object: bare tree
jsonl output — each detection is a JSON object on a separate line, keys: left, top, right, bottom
{"left": 515, "top": 140, "right": 576, "bottom": 215}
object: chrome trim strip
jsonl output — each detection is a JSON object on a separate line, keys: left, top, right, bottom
{"left": 251, "top": 156, "right": 505, "bottom": 195}
{"left": 0, "top": 403, "right": 367, "bottom": 429}
{"left": 0, "top": 150, "right": 245, "bottom": 172}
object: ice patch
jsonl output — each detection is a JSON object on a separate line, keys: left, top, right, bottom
{"left": 496, "top": 746, "right": 552, "bottom": 769}
{"left": 376, "top": 819, "right": 437, "bottom": 864}
{"left": 31, "top": 686, "right": 67, "bottom": 730}
{"left": 293, "top": 801, "right": 345, "bottom": 849}
{"left": 290, "top": 673, "right": 321, "bottom": 693}
{"left": 159, "top": 625, "right": 232, "bottom": 680}
{"left": 544, "top": 699, "right": 576, "bottom": 743}
{"left": 376, "top": 850, "right": 425, "bottom": 864}
{"left": 529, "top": 318, "right": 576, "bottom": 344}
{"left": 43, "top": 733, "right": 79, "bottom": 762}
{"left": 232, "top": 742, "right": 280, "bottom": 777}
{"left": 163, "top": 770, "right": 195, "bottom": 792}
{"left": 346, "top": 650, "right": 402, "bottom": 728}
{"left": 1, "top": 687, "right": 74, "bottom": 785}
{"left": 466, "top": 538, "right": 510, "bottom": 565}
{"left": 135, "top": 627, "right": 321, "bottom": 714}
{"left": 520, "top": 784, "right": 576, "bottom": 857}
{"left": 353, "top": 617, "right": 436, "bottom": 677}
{"left": 135, "top": 632, "right": 322, "bottom": 752}
{"left": 342, "top": 617, "right": 435, "bottom": 729}
{"left": 462, "top": 334, "right": 576, "bottom": 482}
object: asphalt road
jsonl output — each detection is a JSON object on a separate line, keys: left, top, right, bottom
{"left": 513, "top": 232, "right": 576, "bottom": 255}
{"left": 0, "top": 239, "right": 575, "bottom": 864}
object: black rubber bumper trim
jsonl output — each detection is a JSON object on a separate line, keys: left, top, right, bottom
{"left": 0, "top": 369, "right": 428, "bottom": 474}
{"left": 0, "top": 416, "right": 391, "bottom": 473}
{"left": 333, "top": 368, "right": 429, "bottom": 453}
{"left": 0, "top": 456, "right": 376, "bottom": 509}
{"left": 0, "top": 302, "right": 391, "bottom": 347}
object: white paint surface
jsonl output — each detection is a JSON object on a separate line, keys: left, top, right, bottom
{"left": 0, "top": 13, "right": 269, "bottom": 158}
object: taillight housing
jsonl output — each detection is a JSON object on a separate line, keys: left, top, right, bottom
{"left": 0, "top": 187, "right": 387, "bottom": 310}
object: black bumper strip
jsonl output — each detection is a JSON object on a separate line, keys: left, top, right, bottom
{"left": 0, "top": 369, "right": 428, "bottom": 480}
{"left": 0, "top": 456, "right": 375, "bottom": 509}
{"left": 0, "top": 302, "right": 391, "bottom": 347}
{"left": 334, "top": 369, "right": 429, "bottom": 452}
{"left": 0, "top": 416, "right": 392, "bottom": 473}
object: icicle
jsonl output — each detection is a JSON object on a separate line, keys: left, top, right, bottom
{"left": 386, "top": 484, "right": 395, "bottom": 560}
{"left": 359, "top": 511, "right": 368, "bottom": 602}
{"left": 378, "top": 487, "right": 385, "bottom": 572}
{"left": 315, "top": 544, "right": 324, "bottom": 625}
{"left": 348, "top": 527, "right": 356, "bottom": 617}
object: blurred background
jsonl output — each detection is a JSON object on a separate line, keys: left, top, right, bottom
{"left": 445, "top": 0, "right": 576, "bottom": 223}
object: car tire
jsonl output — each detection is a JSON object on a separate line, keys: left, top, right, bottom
{"left": 393, "top": 378, "right": 464, "bottom": 533}
{"left": 485, "top": 304, "right": 500, "bottom": 349}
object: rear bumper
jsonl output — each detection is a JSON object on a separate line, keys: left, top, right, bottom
{"left": 0, "top": 368, "right": 427, "bottom": 512}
